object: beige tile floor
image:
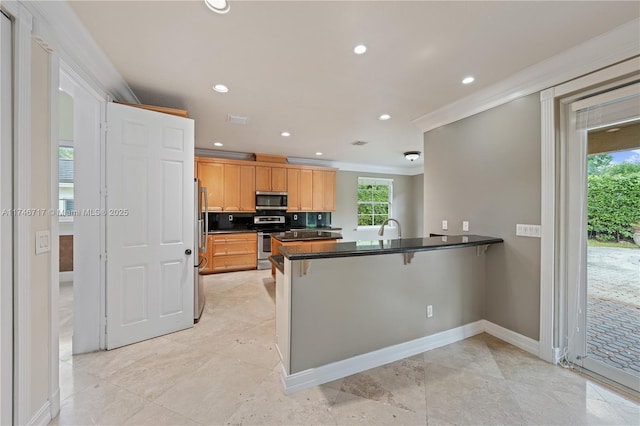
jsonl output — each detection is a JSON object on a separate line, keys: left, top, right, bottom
{"left": 52, "top": 270, "right": 639, "bottom": 425}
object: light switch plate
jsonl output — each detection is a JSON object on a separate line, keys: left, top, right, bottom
{"left": 442, "top": 220, "right": 448, "bottom": 230}
{"left": 516, "top": 224, "right": 541, "bottom": 238}
{"left": 462, "top": 221, "right": 469, "bottom": 231}
{"left": 35, "top": 230, "right": 51, "bottom": 254}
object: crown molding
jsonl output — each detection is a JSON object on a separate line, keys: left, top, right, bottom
{"left": 21, "top": 0, "right": 138, "bottom": 103}
{"left": 413, "top": 18, "right": 640, "bottom": 133}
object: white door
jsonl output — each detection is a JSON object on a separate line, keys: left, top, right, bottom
{"left": 106, "top": 102, "right": 194, "bottom": 349}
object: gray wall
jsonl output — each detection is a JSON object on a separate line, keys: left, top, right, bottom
{"left": 334, "top": 170, "right": 424, "bottom": 242}
{"left": 423, "top": 93, "right": 541, "bottom": 340}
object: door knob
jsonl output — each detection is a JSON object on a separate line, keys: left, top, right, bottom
{"left": 185, "top": 249, "right": 192, "bottom": 255}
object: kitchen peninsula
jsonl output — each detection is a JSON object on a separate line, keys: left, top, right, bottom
{"left": 273, "top": 234, "right": 503, "bottom": 394}
{"left": 270, "top": 230, "right": 342, "bottom": 275}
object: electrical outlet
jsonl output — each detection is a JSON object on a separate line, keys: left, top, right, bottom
{"left": 462, "top": 221, "right": 469, "bottom": 231}
{"left": 318, "top": 214, "right": 322, "bottom": 220}
{"left": 229, "top": 215, "right": 233, "bottom": 221}
{"left": 427, "top": 305, "right": 433, "bottom": 318}
{"left": 442, "top": 220, "right": 448, "bottom": 230}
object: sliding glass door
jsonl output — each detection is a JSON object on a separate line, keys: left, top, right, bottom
{"left": 566, "top": 83, "right": 640, "bottom": 392}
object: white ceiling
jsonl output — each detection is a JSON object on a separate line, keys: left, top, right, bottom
{"left": 68, "top": 1, "right": 639, "bottom": 171}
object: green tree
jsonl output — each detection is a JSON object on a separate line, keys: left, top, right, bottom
{"left": 587, "top": 154, "right": 612, "bottom": 175}
{"left": 604, "top": 162, "right": 640, "bottom": 175}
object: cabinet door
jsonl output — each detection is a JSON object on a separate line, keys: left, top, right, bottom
{"left": 323, "top": 170, "right": 336, "bottom": 211}
{"left": 255, "top": 166, "right": 271, "bottom": 192}
{"left": 271, "top": 167, "right": 287, "bottom": 192}
{"left": 197, "top": 161, "right": 224, "bottom": 211}
{"left": 299, "top": 169, "right": 313, "bottom": 211}
{"left": 286, "top": 168, "right": 300, "bottom": 211}
{"left": 240, "top": 165, "right": 256, "bottom": 211}
{"left": 312, "top": 170, "right": 325, "bottom": 211}
{"left": 223, "top": 164, "right": 241, "bottom": 211}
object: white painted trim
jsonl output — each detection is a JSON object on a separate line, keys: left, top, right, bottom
{"left": 13, "top": 4, "right": 32, "bottom": 424}
{"left": 281, "top": 320, "right": 485, "bottom": 394}
{"left": 28, "top": 400, "right": 51, "bottom": 426}
{"left": 413, "top": 18, "right": 640, "bottom": 133}
{"left": 539, "top": 88, "right": 556, "bottom": 363}
{"left": 47, "top": 45, "right": 60, "bottom": 421}
{"left": 21, "top": 1, "right": 137, "bottom": 104}
{"left": 280, "top": 319, "right": 541, "bottom": 394}
{"left": 59, "top": 271, "right": 73, "bottom": 283}
{"left": 0, "top": 8, "right": 14, "bottom": 426}
{"left": 481, "top": 320, "right": 540, "bottom": 356}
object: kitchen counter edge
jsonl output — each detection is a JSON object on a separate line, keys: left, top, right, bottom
{"left": 278, "top": 234, "right": 504, "bottom": 260}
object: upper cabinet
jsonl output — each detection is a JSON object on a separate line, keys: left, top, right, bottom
{"left": 196, "top": 157, "right": 336, "bottom": 212}
{"left": 256, "top": 166, "right": 287, "bottom": 192}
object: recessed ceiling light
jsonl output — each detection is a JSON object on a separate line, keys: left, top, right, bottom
{"left": 204, "top": 0, "right": 230, "bottom": 14}
{"left": 378, "top": 114, "right": 391, "bottom": 121}
{"left": 213, "top": 142, "right": 224, "bottom": 147}
{"left": 281, "top": 131, "right": 291, "bottom": 137}
{"left": 462, "top": 76, "right": 475, "bottom": 85}
{"left": 315, "top": 152, "right": 323, "bottom": 156}
{"left": 213, "top": 84, "right": 229, "bottom": 93}
{"left": 354, "top": 44, "right": 367, "bottom": 55}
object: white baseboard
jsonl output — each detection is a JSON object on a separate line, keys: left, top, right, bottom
{"left": 29, "top": 400, "right": 51, "bottom": 426}
{"left": 49, "top": 388, "right": 60, "bottom": 423}
{"left": 282, "top": 320, "right": 485, "bottom": 394}
{"left": 59, "top": 271, "right": 73, "bottom": 283}
{"left": 481, "top": 320, "right": 540, "bottom": 356}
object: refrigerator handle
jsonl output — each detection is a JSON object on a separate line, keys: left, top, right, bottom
{"left": 202, "top": 186, "right": 209, "bottom": 254}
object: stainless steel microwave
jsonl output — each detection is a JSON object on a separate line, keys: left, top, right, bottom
{"left": 255, "top": 191, "right": 288, "bottom": 210}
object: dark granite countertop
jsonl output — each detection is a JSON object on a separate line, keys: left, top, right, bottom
{"left": 278, "top": 234, "right": 503, "bottom": 260}
{"left": 269, "top": 255, "right": 285, "bottom": 273}
{"left": 272, "top": 231, "right": 344, "bottom": 242}
{"left": 290, "top": 227, "right": 343, "bottom": 231}
{"left": 208, "top": 229, "right": 257, "bottom": 235}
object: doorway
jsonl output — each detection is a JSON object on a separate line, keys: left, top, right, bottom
{"left": 565, "top": 83, "right": 640, "bottom": 392}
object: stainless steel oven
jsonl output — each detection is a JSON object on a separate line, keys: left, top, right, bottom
{"left": 254, "top": 215, "right": 286, "bottom": 269}
{"left": 256, "top": 191, "right": 287, "bottom": 210}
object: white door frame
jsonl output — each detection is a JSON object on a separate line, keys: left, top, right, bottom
{"left": 0, "top": 8, "right": 13, "bottom": 426}
{"left": 539, "top": 57, "right": 640, "bottom": 364}
{"left": 58, "top": 62, "right": 106, "bottom": 354}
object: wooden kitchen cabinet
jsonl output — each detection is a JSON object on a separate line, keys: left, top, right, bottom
{"left": 256, "top": 166, "right": 287, "bottom": 192}
{"left": 204, "top": 232, "right": 257, "bottom": 274}
{"left": 323, "top": 170, "right": 336, "bottom": 211}
{"left": 299, "top": 169, "right": 313, "bottom": 211}
{"left": 239, "top": 165, "right": 256, "bottom": 211}
{"left": 223, "top": 164, "right": 241, "bottom": 211}
{"left": 270, "top": 237, "right": 338, "bottom": 275}
{"left": 312, "top": 170, "right": 325, "bottom": 211}
{"left": 197, "top": 161, "right": 224, "bottom": 211}
{"left": 286, "top": 168, "right": 300, "bottom": 212}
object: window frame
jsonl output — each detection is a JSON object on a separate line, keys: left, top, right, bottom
{"left": 356, "top": 177, "right": 393, "bottom": 230}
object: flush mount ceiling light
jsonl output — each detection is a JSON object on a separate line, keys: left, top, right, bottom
{"left": 280, "top": 131, "right": 291, "bottom": 137}
{"left": 378, "top": 114, "right": 391, "bottom": 121}
{"left": 404, "top": 151, "right": 421, "bottom": 162}
{"left": 462, "top": 76, "right": 475, "bottom": 85}
{"left": 213, "top": 142, "right": 224, "bottom": 147}
{"left": 354, "top": 44, "right": 367, "bottom": 55}
{"left": 204, "top": 0, "right": 230, "bottom": 14}
{"left": 213, "top": 84, "right": 229, "bottom": 93}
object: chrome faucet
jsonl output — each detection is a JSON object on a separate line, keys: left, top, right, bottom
{"left": 378, "top": 218, "right": 402, "bottom": 239}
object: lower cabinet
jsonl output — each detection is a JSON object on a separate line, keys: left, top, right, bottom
{"left": 203, "top": 232, "right": 257, "bottom": 274}
{"left": 270, "top": 237, "right": 338, "bottom": 275}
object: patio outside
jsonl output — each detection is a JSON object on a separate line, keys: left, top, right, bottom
{"left": 587, "top": 246, "right": 640, "bottom": 376}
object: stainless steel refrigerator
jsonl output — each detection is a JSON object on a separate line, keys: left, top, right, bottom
{"left": 194, "top": 178, "right": 208, "bottom": 322}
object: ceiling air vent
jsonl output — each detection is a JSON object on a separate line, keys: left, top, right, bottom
{"left": 227, "top": 114, "right": 249, "bottom": 125}
{"left": 351, "top": 141, "right": 368, "bottom": 146}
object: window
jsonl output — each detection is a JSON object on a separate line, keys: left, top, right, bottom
{"left": 357, "top": 177, "right": 392, "bottom": 227}
{"left": 59, "top": 146, "right": 74, "bottom": 220}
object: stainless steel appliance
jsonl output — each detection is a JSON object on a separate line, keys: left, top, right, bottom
{"left": 255, "top": 191, "right": 287, "bottom": 210}
{"left": 194, "top": 179, "right": 208, "bottom": 322}
{"left": 254, "top": 214, "right": 287, "bottom": 270}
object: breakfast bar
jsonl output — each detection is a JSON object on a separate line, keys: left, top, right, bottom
{"left": 273, "top": 234, "right": 503, "bottom": 393}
